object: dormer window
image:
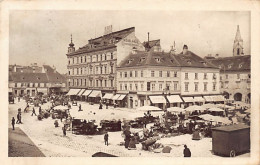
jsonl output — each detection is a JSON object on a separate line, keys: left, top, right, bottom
{"left": 239, "top": 63, "right": 243, "bottom": 68}
{"left": 37, "top": 77, "right": 40, "bottom": 80}
{"left": 140, "top": 57, "right": 146, "bottom": 62}
{"left": 127, "top": 60, "right": 133, "bottom": 64}
{"left": 228, "top": 64, "right": 232, "bottom": 69}
{"left": 187, "top": 60, "right": 191, "bottom": 64}
{"left": 155, "top": 58, "right": 161, "bottom": 62}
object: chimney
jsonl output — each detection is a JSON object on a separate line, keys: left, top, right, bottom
{"left": 14, "top": 64, "right": 17, "bottom": 72}
{"left": 170, "top": 46, "right": 176, "bottom": 55}
{"left": 215, "top": 54, "right": 219, "bottom": 58}
{"left": 183, "top": 45, "right": 188, "bottom": 54}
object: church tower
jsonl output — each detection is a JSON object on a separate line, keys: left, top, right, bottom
{"left": 233, "top": 25, "right": 244, "bottom": 56}
{"left": 68, "top": 34, "right": 75, "bottom": 54}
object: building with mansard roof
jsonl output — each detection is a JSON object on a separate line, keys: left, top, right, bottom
{"left": 206, "top": 25, "right": 251, "bottom": 103}
{"left": 117, "top": 45, "right": 221, "bottom": 109}
{"left": 66, "top": 26, "right": 145, "bottom": 103}
{"left": 9, "top": 64, "right": 66, "bottom": 96}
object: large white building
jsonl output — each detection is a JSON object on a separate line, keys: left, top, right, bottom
{"left": 117, "top": 45, "right": 222, "bottom": 109}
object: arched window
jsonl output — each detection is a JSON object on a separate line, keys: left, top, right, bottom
{"left": 237, "top": 49, "right": 240, "bottom": 55}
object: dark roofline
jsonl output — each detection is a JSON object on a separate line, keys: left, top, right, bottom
{"left": 88, "top": 27, "right": 135, "bottom": 42}
{"left": 67, "top": 45, "right": 117, "bottom": 56}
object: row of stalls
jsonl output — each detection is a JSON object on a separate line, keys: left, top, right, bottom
{"left": 66, "top": 89, "right": 127, "bottom": 107}
{"left": 148, "top": 95, "right": 226, "bottom": 110}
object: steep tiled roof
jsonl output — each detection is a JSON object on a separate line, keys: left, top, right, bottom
{"left": 206, "top": 55, "right": 250, "bottom": 72}
{"left": 10, "top": 72, "right": 48, "bottom": 83}
{"left": 43, "top": 65, "right": 66, "bottom": 83}
{"left": 68, "top": 27, "right": 135, "bottom": 55}
{"left": 118, "top": 50, "right": 218, "bottom": 69}
{"left": 174, "top": 51, "right": 218, "bottom": 68}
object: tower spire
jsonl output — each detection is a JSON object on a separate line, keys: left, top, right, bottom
{"left": 233, "top": 25, "right": 244, "bottom": 56}
{"left": 69, "top": 34, "right": 74, "bottom": 47}
{"left": 68, "top": 34, "right": 75, "bottom": 54}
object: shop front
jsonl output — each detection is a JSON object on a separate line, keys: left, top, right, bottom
{"left": 166, "top": 95, "right": 183, "bottom": 108}
{"left": 77, "top": 89, "right": 86, "bottom": 101}
{"left": 193, "top": 96, "right": 205, "bottom": 106}
{"left": 102, "top": 93, "right": 114, "bottom": 105}
{"left": 88, "top": 90, "right": 102, "bottom": 104}
{"left": 149, "top": 95, "right": 167, "bottom": 110}
{"left": 66, "top": 88, "right": 81, "bottom": 101}
{"left": 82, "top": 90, "right": 92, "bottom": 102}
{"left": 181, "top": 97, "right": 195, "bottom": 108}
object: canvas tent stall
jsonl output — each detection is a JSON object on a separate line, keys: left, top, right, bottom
{"left": 88, "top": 90, "right": 102, "bottom": 103}
{"left": 66, "top": 89, "right": 81, "bottom": 100}
{"left": 166, "top": 95, "right": 183, "bottom": 107}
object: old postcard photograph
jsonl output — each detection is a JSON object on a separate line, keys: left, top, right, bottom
{"left": 0, "top": 0, "right": 259, "bottom": 165}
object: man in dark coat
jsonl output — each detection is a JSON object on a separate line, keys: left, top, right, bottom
{"left": 183, "top": 145, "right": 191, "bottom": 157}
{"left": 11, "top": 117, "right": 15, "bottom": 130}
{"left": 63, "top": 126, "right": 66, "bottom": 136}
{"left": 104, "top": 132, "right": 109, "bottom": 146}
{"left": 39, "top": 106, "right": 42, "bottom": 114}
{"left": 31, "top": 107, "right": 37, "bottom": 116}
{"left": 78, "top": 104, "right": 82, "bottom": 111}
{"left": 19, "top": 113, "right": 22, "bottom": 124}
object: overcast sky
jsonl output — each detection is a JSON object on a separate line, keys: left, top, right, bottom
{"left": 9, "top": 10, "right": 250, "bottom": 74}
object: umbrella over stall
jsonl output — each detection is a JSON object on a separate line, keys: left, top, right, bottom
{"left": 136, "top": 106, "right": 162, "bottom": 111}
{"left": 185, "top": 105, "right": 206, "bottom": 112}
{"left": 167, "top": 107, "right": 186, "bottom": 113}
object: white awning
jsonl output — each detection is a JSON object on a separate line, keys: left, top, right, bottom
{"left": 103, "top": 93, "right": 114, "bottom": 99}
{"left": 182, "top": 97, "right": 194, "bottom": 103}
{"left": 88, "top": 90, "right": 102, "bottom": 98}
{"left": 117, "top": 94, "right": 126, "bottom": 101}
{"left": 66, "top": 89, "right": 81, "bottom": 95}
{"left": 203, "top": 96, "right": 213, "bottom": 102}
{"left": 37, "top": 88, "right": 48, "bottom": 94}
{"left": 77, "top": 89, "right": 85, "bottom": 96}
{"left": 82, "top": 90, "right": 92, "bottom": 96}
{"left": 111, "top": 94, "right": 121, "bottom": 100}
{"left": 149, "top": 96, "right": 166, "bottom": 104}
{"left": 194, "top": 96, "right": 205, "bottom": 102}
{"left": 166, "top": 95, "right": 183, "bottom": 103}
{"left": 212, "top": 95, "right": 225, "bottom": 102}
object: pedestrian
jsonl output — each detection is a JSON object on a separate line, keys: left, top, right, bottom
{"left": 31, "top": 107, "right": 37, "bottom": 116}
{"left": 11, "top": 117, "right": 15, "bottom": 130}
{"left": 183, "top": 145, "right": 191, "bottom": 157}
{"left": 39, "top": 106, "right": 42, "bottom": 114}
{"left": 63, "top": 126, "right": 66, "bottom": 136}
{"left": 18, "top": 96, "right": 20, "bottom": 102}
{"left": 99, "top": 103, "right": 103, "bottom": 109}
{"left": 104, "top": 132, "right": 109, "bottom": 146}
{"left": 16, "top": 113, "right": 20, "bottom": 124}
{"left": 19, "top": 113, "right": 22, "bottom": 124}
{"left": 78, "top": 104, "right": 82, "bottom": 111}
{"left": 106, "top": 101, "right": 109, "bottom": 109}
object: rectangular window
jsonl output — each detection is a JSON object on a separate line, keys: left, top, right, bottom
{"left": 166, "top": 83, "right": 170, "bottom": 90}
{"left": 141, "top": 71, "right": 143, "bottom": 77}
{"left": 213, "top": 83, "right": 216, "bottom": 91}
{"left": 195, "top": 73, "right": 198, "bottom": 80}
{"left": 248, "top": 74, "right": 251, "bottom": 79}
{"left": 174, "top": 71, "right": 177, "bottom": 77}
{"left": 220, "top": 76, "right": 222, "bottom": 80}
{"left": 167, "top": 71, "right": 170, "bottom": 77}
{"left": 111, "top": 52, "right": 113, "bottom": 59}
{"left": 213, "top": 73, "right": 216, "bottom": 80}
{"left": 90, "top": 56, "right": 92, "bottom": 62}
{"left": 237, "top": 74, "right": 240, "bottom": 79}
{"left": 174, "top": 83, "right": 178, "bottom": 91}
{"left": 130, "top": 84, "right": 132, "bottom": 90}
{"left": 111, "top": 66, "right": 113, "bottom": 73}
{"left": 120, "top": 72, "right": 122, "bottom": 78}
{"left": 104, "top": 66, "right": 107, "bottom": 74}
{"left": 185, "top": 83, "right": 189, "bottom": 92}
{"left": 96, "top": 67, "right": 98, "bottom": 74}
{"left": 147, "top": 82, "right": 150, "bottom": 91}
{"left": 111, "top": 80, "right": 113, "bottom": 87}
{"left": 135, "top": 84, "right": 138, "bottom": 91}
{"left": 105, "top": 80, "right": 107, "bottom": 87}
{"left": 226, "top": 74, "right": 228, "bottom": 79}
{"left": 159, "top": 71, "right": 162, "bottom": 77}
{"left": 124, "top": 84, "right": 127, "bottom": 90}
{"left": 130, "top": 71, "right": 132, "bottom": 77}
{"left": 185, "top": 73, "right": 188, "bottom": 79}
{"left": 120, "top": 84, "right": 122, "bottom": 90}
{"left": 151, "top": 84, "right": 155, "bottom": 91}
{"left": 135, "top": 71, "right": 138, "bottom": 77}
{"left": 225, "top": 82, "right": 228, "bottom": 89}
{"left": 100, "top": 54, "right": 102, "bottom": 61}
{"left": 195, "top": 83, "right": 198, "bottom": 92}
{"left": 96, "top": 55, "right": 99, "bottom": 61}
{"left": 124, "top": 72, "right": 127, "bottom": 77}
{"left": 151, "top": 71, "right": 155, "bottom": 77}
{"left": 159, "top": 84, "right": 163, "bottom": 91}
{"left": 141, "top": 84, "right": 144, "bottom": 91}
{"left": 15, "top": 83, "right": 17, "bottom": 87}
{"left": 204, "top": 82, "right": 208, "bottom": 91}
{"left": 85, "top": 56, "right": 87, "bottom": 62}
{"left": 96, "top": 80, "right": 98, "bottom": 87}
{"left": 204, "top": 73, "right": 207, "bottom": 79}
{"left": 100, "top": 66, "right": 103, "bottom": 74}
{"left": 221, "top": 82, "right": 224, "bottom": 88}
{"left": 100, "top": 80, "right": 102, "bottom": 87}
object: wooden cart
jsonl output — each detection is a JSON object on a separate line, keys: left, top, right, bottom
{"left": 212, "top": 124, "right": 250, "bottom": 157}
